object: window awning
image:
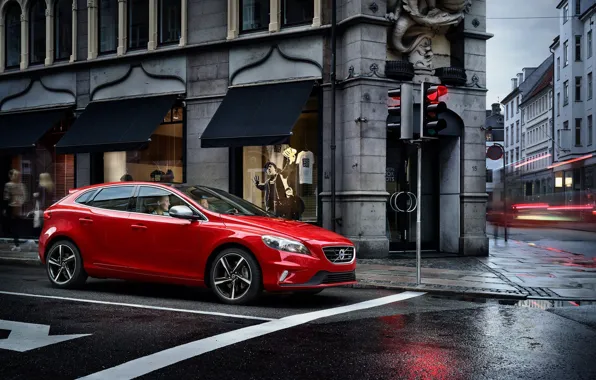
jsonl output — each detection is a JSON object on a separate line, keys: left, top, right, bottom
{"left": 200, "top": 80, "right": 315, "bottom": 148}
{"left": 0, "top": 108, "right": 71, "bottom": 155}
{"left": 55, "top": 95, "right": 179, "bottom": 154}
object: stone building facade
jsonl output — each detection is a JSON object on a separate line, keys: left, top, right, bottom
{"left": 0, "top": 0, "right": 491, "bottom": 257}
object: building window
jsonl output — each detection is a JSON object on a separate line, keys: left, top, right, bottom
{"left": 589, "top": 115, "right": 593, "bottom": 146}
{"left": 576, "top": 35, "right": 582, "bottom": 61}
{"left": 129, "top": 0, "right": 150, "bottom": 49}
{"left": 242, "top": 95, "right": 319, "bottom": 221}
{"left": 486, "top": 169, "right": 493, "bottom": 183}
{"left": 282, "top": 0, "right": 314, "bottom": 26}
{"left": 589, "top": 72, "right": 593, "bottom": 99}
{"left": 564, "top": 40, "right": 569, "bottom": 65}
{"left": 103, "top": 106, "right": 185, "bottom": 183}
{"left": 4, "top": 2, "right": 21, "bottom": 69}
{"left": 55, "top": 0, "right": 72, "bottom": 61}
{"left": 564, "top": 120, "right": 569, "bottom": 130}
{"left": 557, "top": 92, "right": 561, "bottom": 115}
{"left": 29, "top": 0, "right": 46, "bottom": 65}
{"left": 557, "top": 57, "right": 560, "bottom": 80}
{"left": 564, "top": 80, "right": 569, "bottom": 104}
{"left": 576, "top": 0, "right": 581, "bottom": 15}
{"left": 576, "top": 76, "right": 582, "bottom": 101}
{"left": 159, "top": 0, "right": 181, "bottom": 45}
{"left": 575, "top": 118, "right": 582, "bottom": 146}
{"left": 99, "top": 0, "right": 118, "bottom": 54}
{"left": 564, "top": 3, "right": 569, "bottom": 22}
{"left": 516, "top": 97, "right": 520, "bottom": 113}
{"left": 589, "top": 30, "right": 593, "bottom": 58}
{"left": 505, "top": 127, "right": 509, "bottom": 146}
{"left": 240, "top": 0, "right": 270, "bottom": 32}
{"left": 516, "top": 121, "right": 520, "bottom": 143}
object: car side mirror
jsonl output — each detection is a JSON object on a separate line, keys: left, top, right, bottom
{"left": 169, "top": 205, "right": 201, "bottom": 221}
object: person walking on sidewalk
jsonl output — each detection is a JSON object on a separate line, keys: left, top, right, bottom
{"left": 33, "top": 173, "right": 54, "bottom": 240}
{"left": 2, "top": 169, "right": 27, "bottom": 251}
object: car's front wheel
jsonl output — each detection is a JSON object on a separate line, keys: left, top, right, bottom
{"left": 209, "top": 248, "right": 262, "bottom": 305}
{"left": 46, "top": 240, "right": 88, "bottom": 289}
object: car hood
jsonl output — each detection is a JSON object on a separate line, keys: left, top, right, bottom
{"left": 222, "top": 216, "right": 353, "bottom": 245}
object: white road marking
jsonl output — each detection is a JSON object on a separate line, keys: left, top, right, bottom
{"left": 78, "top": 291, "right": 425, "bottom": 380}
{"left": 0, "top": 290, "right": 274, "bottom": 322}
{"left": 0, "top": 319, "right": 91, "bottom": 352}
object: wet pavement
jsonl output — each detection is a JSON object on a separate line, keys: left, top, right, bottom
{"left": 1, "top": 264, "right": 595, "bottom": 379}
{"left": 487, "top": 223, "right": 596, "bottom": 258}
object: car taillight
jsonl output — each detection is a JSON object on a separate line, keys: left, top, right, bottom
{"left": 43, "top": 210, "right": 51, "bottom": 220}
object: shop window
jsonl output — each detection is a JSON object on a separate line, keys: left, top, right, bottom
{"left": 240, "top": 0, "right": 269, "bottom": 33}
{"left": 129, "top": 0, "right": 150, "bottom": 49}
{"left": 103, "top": 106, "right": 185, "bottom": 184}
{"left": 99, "top": 0, "right": 118, "bottom": 54}
{"left": 159, "top": 0, "right": 181, "bottom": 45}
{"left": 54, "top": 0, "right": 72, "bottom": 61}
{"left": 4, "top": 2, "right": 21, "bottom": 69}
{"left": 242, "top": 95, "right": 319, "bottom": 222}
{"left": 29, "top": 0, "right": 46, "bottom": 65}
{"left": 282, "top": 0, "right": 314, "bottom": 27}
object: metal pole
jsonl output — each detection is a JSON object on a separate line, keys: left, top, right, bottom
{"left": 416, "top": 142, "right": 422, "bottom": 285}
{"left": 330, "top": 0, "right": 337, "bottom": 232}
{"left": 502, "top": 145, "right": 508, "bottom": 241}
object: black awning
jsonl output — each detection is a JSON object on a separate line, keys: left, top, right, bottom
{"left": 200, "top": 80, "right": 315, "bottom": 148}
{"left": 55, "top": 95, "right": 178, "bottom": 154}
{"left": 0, "top": 108, "right": 70, "bottom": 155}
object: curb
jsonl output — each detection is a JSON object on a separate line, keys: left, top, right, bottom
{"left": 345, "top": 282, "right": 529, "bottom": 300}
{"left": 0, "top": 255, "right": 42, "bottom": 267}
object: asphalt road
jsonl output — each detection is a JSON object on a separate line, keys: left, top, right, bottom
{"left": 488, "top": 223, "right": 596, "bottom": 258}
{"left": 1, "top": 264, "right": 596, "bottom": 379}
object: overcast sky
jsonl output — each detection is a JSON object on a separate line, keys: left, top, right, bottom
{"left": 486, "top": 0, "right": 560, "bottom": 108}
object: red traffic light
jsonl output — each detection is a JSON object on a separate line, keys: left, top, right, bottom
{"left": 426, "top": 85, "right": 448, "bottom": 104}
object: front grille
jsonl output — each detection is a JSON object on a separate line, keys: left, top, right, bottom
{"left": 323, "top": 246, "right": 355, "bottom": 263}
{"left": 322, "top": 271, "right": 356, "bottom": 284}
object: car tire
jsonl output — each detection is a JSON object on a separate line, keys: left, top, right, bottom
{"left": 209, "top": 248, "right": 262, "bottom": 305}
{"left": 46, "top": 240, "right": 88, "bottom": 289}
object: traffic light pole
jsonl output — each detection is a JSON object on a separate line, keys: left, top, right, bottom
{"left": 416, "top": 141, "right": 422, "bottom": 285}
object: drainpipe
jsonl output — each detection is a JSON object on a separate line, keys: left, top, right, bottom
{"left": 330, "top": 0, "right": 337, "bottom": 232}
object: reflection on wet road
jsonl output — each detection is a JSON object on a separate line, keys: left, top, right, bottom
{"left": 1, "top": 264, "right": 595, "bottom": 379}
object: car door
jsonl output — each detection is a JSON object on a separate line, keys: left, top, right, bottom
{"left": 127, "top": 185, "right": 203, "bottom": 279}
{"left": 84, "top": 185, "right": 136, "bottom": 270}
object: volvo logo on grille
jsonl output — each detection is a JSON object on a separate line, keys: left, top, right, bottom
{"left": 338, "top": 249, "right": 346, "bottom": 261}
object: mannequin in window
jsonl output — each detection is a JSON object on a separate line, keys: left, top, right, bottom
{"left": 254, "top": 162, "right": 290, "bottom": 217}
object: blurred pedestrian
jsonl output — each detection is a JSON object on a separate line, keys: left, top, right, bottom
{"left": 3, "top": 169, "right": 26, "bottom": 251}
{"left": 33, "top": 172, "right": 54, "bottom": 238}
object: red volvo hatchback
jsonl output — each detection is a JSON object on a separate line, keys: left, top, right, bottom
{"left": 38, "top": 182, "right": 357, "bottom": 304}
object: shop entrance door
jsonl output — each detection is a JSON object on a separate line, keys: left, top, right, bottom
{"left": 386, "top": 132, "right": 440, "bottom": 252}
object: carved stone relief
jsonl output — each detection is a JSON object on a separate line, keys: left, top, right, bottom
{"left": 386, "top": 0, "right": 471, "bottom": 74}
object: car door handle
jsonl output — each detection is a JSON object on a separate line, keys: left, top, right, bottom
{"left": 79, "top": 218, "right": 93, "bottom": 224}
{"left": 131, "top": 224, "right": 147, "bottom": 230}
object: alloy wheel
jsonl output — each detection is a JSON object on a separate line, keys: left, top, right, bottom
{"left": 212, "top": 253, "right": 253, "bottom": 301}
{"left": 47, "top": 244, "right": 77, "bottom": 285}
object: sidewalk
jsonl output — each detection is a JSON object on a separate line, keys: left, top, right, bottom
{"left": 354, "top": 238, "right": 596, "bottom": 301}
{"left": 1, "top": 237, "right": 595, "bottom": 301}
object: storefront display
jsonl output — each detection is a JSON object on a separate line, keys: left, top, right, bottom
{"left": 102, "top": 105, "right": 184, "bottom": 183}
{"left": 242, "top": 97, "right": 319, "bottom": 222}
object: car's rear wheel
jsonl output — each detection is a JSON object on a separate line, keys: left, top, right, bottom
{"left": 46, "top": 240, "right": 88, "bottom": 289}
{"left": 209, "top": 248, "right": 262, "bottom": 305}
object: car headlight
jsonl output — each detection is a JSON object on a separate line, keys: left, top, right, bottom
{"left": 262, "top": 235, "right": 310, "bottom": 255}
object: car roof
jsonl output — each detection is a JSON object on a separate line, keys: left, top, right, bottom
{"left": 67, "top": 182, "right": 214, "bottom": 195}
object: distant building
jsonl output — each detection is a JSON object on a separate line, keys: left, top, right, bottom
{"left": 551, "top": 0, "right": 596, "bottom": 205}
{"left": 485, "top": 103, "right": 504, "bottom": 209}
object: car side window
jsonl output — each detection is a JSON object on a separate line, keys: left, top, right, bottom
{"left": 136, "top": 186, "right": 186, "bottom": 217}
{"left": 89, "top": 186, "right": 135, "bottom": 211}
{"left": 74, "top": 190, "right": 97, "bottom": 205}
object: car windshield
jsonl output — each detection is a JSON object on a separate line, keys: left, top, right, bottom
{"left": 174, "top": 185, "right": 274, "bottom": 217}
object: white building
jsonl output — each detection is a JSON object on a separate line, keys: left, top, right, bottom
{"left": 551, "top": 0, "right": 596, "bottom": 204}
{"left": 519, "top": 59, "right": 555, "bottom": 198}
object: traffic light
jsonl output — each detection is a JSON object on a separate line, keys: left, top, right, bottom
{"left": 421, "top": 83, "right": 448, "bottom": 138}
{"left": 387, "top": 83, "right": 413, "bottom": 139}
